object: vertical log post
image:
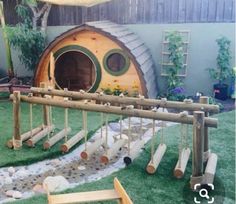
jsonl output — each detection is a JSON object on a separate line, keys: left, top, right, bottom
{"left": 40, "top": 82, "right": 50, "bottom": 126}
{"left": 190, "top": 111, "right": 205, "bottom": 189}
{"left": 199, "top": 96, "right": 210, "bottom": 162}
{"left": 13, "top": 91, "right": 21, "bottom": 150}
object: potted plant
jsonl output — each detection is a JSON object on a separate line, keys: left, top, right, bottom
{"left": 208, "top": 37, "right": 232, "bottom": 100}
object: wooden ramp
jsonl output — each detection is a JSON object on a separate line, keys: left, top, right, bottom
{"left": 47, "top": 178, "right": 133, "bottom": 204}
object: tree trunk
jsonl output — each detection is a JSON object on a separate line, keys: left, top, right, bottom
{"left": 27, "top": 2, "right": 51, "bottom": 33}
{"left": 41, "top": 3, "right": 51, "bottom": 34}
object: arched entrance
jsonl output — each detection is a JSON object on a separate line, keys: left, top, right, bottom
{"left": 55, "top": 51, "right": 96, "bottom": 91}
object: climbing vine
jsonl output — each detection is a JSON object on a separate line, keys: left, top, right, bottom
{"left": 165, "top": 31, "right": 185, "bottom": 101}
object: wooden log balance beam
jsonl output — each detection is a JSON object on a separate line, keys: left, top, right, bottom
{"left": 146, "top": 144, "right": 167, "bottom": 174}
{"left": 203, "top": 153, "right": 218, "bottom": 184}
{"left": 44, "top": 127, "right": 71, "bottom": 150}
{"left": 173, "top": 148, "right": 191, "bottom": 178}
{"left": 80, "top": 137, "right": 105, "bottom": 160}
{"left": 30, "top": 87, "right": 219, "bottom": 113}
{"left": 101, "top": 138, "right": 128, "bottom": 164}
{"left": 7, "top": 125, "right": 44, "bottom": 148}
{"left": 26, "top": 125, "right": 54, "bottom": 147}
{"left": 10, "top": 95, "right": 218, "bottom": 128}
{"left": 61, "top": 130, "right": 85, "bottom": 153}
{"left": 124, "top": 139, "right": 145, "bottom": 165}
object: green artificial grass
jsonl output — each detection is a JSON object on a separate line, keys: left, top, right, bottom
{"left": 10, "top": 110, "right": 235, "bottom": 204}
{"left": 0, "top": 101, "right": 119, "bottom": 167}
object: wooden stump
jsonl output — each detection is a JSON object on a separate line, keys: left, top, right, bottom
{"left": 26, "top": 125, "right": 54, "bottom": 147}
{"left": 146, "top": 143, "right": 167, "bottom": 174}
{"left": 174, "top": 147, "right": 191, "bottom": 178}
{"left": 123, "top": 139, "right": 145, "bottom": 165}
{"left": 61, "top": 130, "right": 85, "bottom": 153}
{"left": 204, "top": 153, "right": 218, "bottom": 184}
{"left": 80, "top": 137, "right": 105, "bottom": 160}
{"left": 44, "top": 127, "right": 71, "bottom": 150}
{"left": 101, "top": 139, "right": 127, "bottom": 164}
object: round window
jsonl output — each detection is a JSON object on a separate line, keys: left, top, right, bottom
{"left": 103, "top": 49, "right": 130, "bottom": 76}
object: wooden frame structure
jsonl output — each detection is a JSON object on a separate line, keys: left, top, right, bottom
{"left": 9, "top": 88, "right": 218, "bottom": 189}
{"left": 46, "top": 177, "right": 133, "bottom": 204}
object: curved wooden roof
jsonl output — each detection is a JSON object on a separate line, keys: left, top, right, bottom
{"left": 35, "top": 21, "right": 158, "bottom": 98}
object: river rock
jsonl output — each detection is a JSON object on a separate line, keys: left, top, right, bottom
{"left": 43, "top": 176, "right": 69, "bottom": 192}
{"left": 77, "top": 165, "right": 86, "bottom": 171}
{"left": 12, "top": 191, "right": 23, "bottom": 199}
{"left": 16, "top": 168, "right": 29, "bottom": 179}
{"left": 33, "top": 184, "right": 45, "bottom": 194}
{"left": 51, "top": 159, "right": 60, "bottom": 166}
{"left": 4, "top": 176, "right": 13, "bottom": 184}
{"left": 5, "top": 190, "right": 15, "bottom": 197}
{"left": 8, "top": 167, "right": 16, "bottom": 175}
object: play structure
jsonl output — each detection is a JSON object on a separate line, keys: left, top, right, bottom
{"left": 34, "top": 21, "right": 158, "bottom": 98}
{"left": 8, "top": 85, "right": 219, "bottom": 189}
{"left": 46, "top": 177, "right": 132, "bottom": 204}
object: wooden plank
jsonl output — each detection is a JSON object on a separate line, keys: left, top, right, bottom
{"left": 186, "top": 0, "right": 194, "bottom": 22}
{"left": 224, "top": 0, "right": 233, "bottom": 22}
{"left": 216, "top": 0, "right": 225, "bottom": 22}
{"left": 232, "top": 0, "right": 235, "bottom": 21}
{"left": 164, "top": 0, "right": 171, "bottom": 23}
{"left": 170, "top": 0, "right": 179, "bottom": 23}
{"left": 178, "top": 0, "right": 186, "bottom": 22}
{"left": 193, "top": 0, "right": 202, "bottom": 22}
{"left": 208, "top": 0, "right": 217, "bottom": 22}
{"left": 49, "top": 189, "right": 120, "bottom": 204}
{"left": 200, "top": 0, "right": 209, "bottom": 22}
{"left": 130, "top": 0, "right": 138, "bottom": 23}
{"left": 81, "top": 7, "right": 88, "bottom": 23}
{"left": 113, "top": 178, "right": 133, "bottom": 204}
{"left": 157, "top": 0, "right": 164, "bottom": 23}
{"left": 137, "top": 0, "right": 145, "bottom": 23}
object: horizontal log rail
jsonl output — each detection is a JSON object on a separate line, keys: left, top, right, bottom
{"left": 30, "top": 87, "right": 219, "bottom": 113}
{"left": 10, "top": 94, "right": 218, "bottom": 128}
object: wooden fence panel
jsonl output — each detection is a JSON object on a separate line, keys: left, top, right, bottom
{"left": 3, "top": 0, "right": 235, "bottom": 25}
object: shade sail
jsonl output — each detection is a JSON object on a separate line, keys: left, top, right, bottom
{"left": 38, "top": 0, "right": 111, "bottom": 7}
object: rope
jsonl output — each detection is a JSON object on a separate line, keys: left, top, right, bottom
{"left": 120, "top": 115, "right": 122, "bottom": 139}
{"left": 101, "top": 112, "right": 104, "bottom": 138}
{"left": 100, "top": 101, "right": 103, "bottom": 139}
{"left": 128, "top": 117, "right": 131, "bottom": 156}
{"left": 178, "top": 124, "right": 184, "bottom": 168}
{"left": 82, "top": 110, "right": 88, "bottom": 150}
{"left": 64, "top": 97, "right": 69, "bottom": 142}
{"left": 45, "top": 95, "right": 51, "bottom": 139}
{"left": 151, "top": 119, "right": 155, "bottom": 163}
{"left": 160, "top": 107, "right": 165, "bottom": 144}
{"left": 49, "top": 92, "right": 53, "bottom": 126}
{"left": 139, "top": 95, "right": 144, "bottom": 140}
{"left": 139, "top": 108, "right": 143, "bottom": 140}
{"left": 29, "top": 103, "right": 33, "bottom": 138}
{"left": 105, "top": 113, "right": 108, "bottom": 155}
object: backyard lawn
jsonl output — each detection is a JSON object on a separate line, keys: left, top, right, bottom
{"left": 7, "top": 110, "right": 235, "bottom": 204}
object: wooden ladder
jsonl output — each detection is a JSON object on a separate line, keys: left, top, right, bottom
{"left": 47, "top": 177, "right": 133, "bottom": 204}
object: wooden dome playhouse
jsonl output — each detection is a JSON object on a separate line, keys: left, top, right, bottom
{"left": 34, "top": 21, "right": 158, "bottom": 98}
